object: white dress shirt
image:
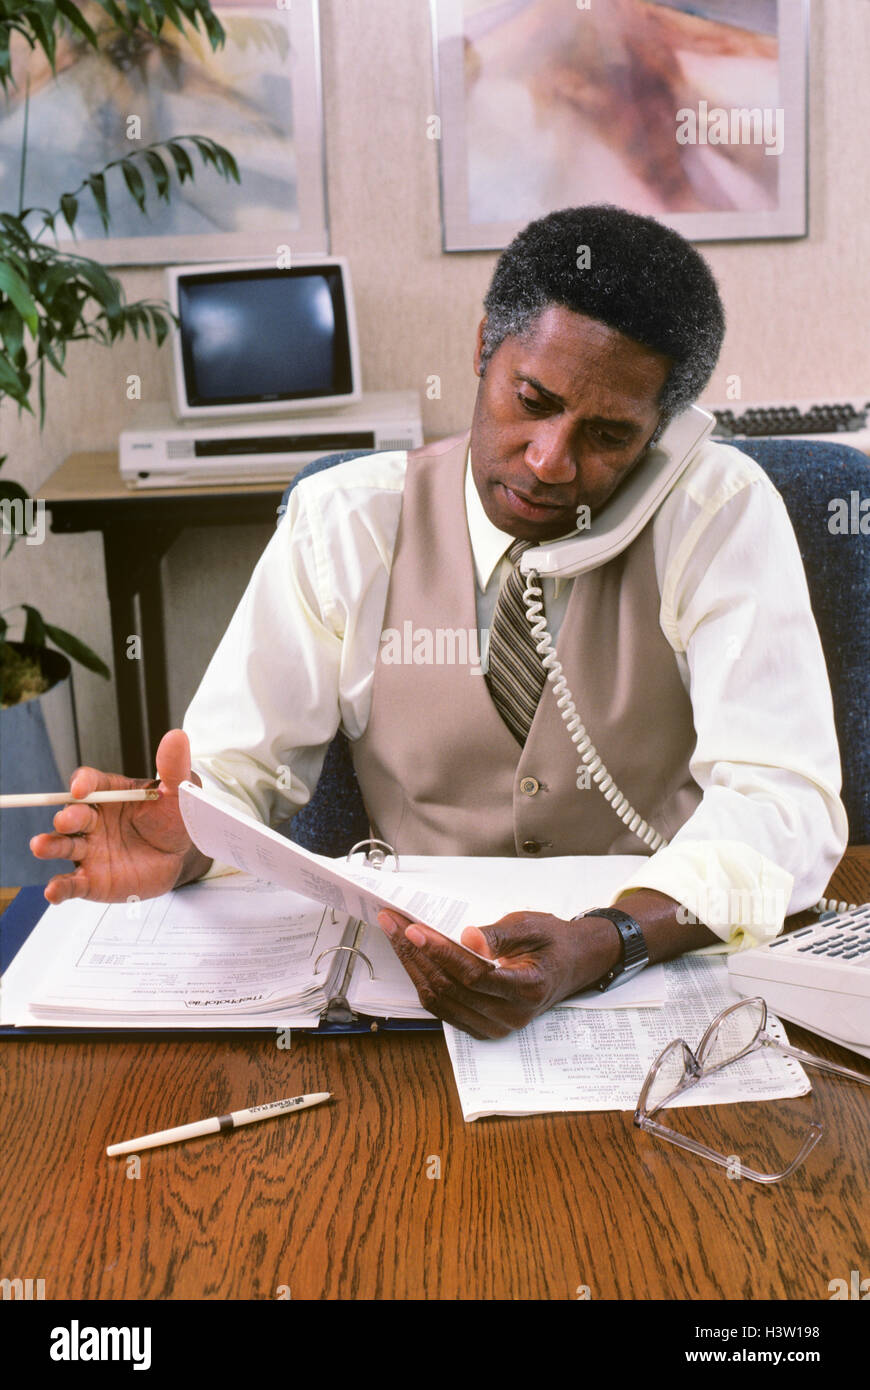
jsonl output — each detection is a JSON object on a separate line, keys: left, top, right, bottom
{"left": 185, "top": 438, "right": 848, "bottom": 949}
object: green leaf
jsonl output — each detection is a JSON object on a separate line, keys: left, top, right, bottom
{"left": 189, "top": 135, "right": 240, "bottom": 185}
{"left": 0, "top": 213, "right": 32, "bottom": 251}
{"left": 120, "top": 158, "right": 148, "bottom": 214}
{"left": 165, "top": 140, "right": 194, "bottom": 184}
{"left": 73, "top": 259, "right": 123, "bottom": 328}
{"left": 0, "top": 302, "right": 25, "bottom": 364}
{"left": 59, "top": 192, "right": 78, "bottom": 232}
{"left": 149, "top": 304, "right": 172, "bottom": 346}
{"left": 135, "top": 0, "right": 161, "bottom": 36}
{"left": 36, "top": 324, "right": 67, "bottom": 376}
{"left": 55, "top": 0, "right": 99, "bottom": 47}
{"left": 26, "top": 6, "right": 57, "bottom": 69}
{"left": 144, "top": 150, "right": 171, "bottom": 201}
{"left": 0, "top": 352, "right": 31, "bottom": 405}
{"left": 200, "top": 6, "right": 225, "bottom": 49}
{"left": 95, "top": 0, "right": 128, "bottom": 29}
{"left": 22, "top": 604, "right": 47, "bottom": 647}
{"left": 0, "top": 262, "right": 39, "bottom": 335}
{"left": 162, "top": 0, "right": 184, "bottom": 32}
{"left": 41, "top": 258, "right": 76, "bottom": 301}
{"left": 43, "top": 623, "right": 111, "bottom": 679}
{"left": 84, "top": 172, "right": 110, "bottom": 231}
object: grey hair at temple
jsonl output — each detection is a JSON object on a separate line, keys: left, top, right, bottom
{"left": 480, "top": 204, "right": 726, "bottom": 424}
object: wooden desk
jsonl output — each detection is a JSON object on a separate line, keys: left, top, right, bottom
{"left": 42, "top": 452, "right": 287, "bottom": 777}
{"left": 1, "top": 849, "right": 868, "bottom": 1302}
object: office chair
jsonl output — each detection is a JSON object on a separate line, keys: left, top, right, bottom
{"left": 279, "top": 439, "right": 870, "bottom": 855}
{"left": 278, "top": 451, "right": 374, "bottom": 856}
{"left": 733, "top": 438, "right": 869, "bottom": 845}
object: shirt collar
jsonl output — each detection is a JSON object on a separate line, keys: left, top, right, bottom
{"left": 465, "top": 451, "right": 517, "bottom": 590}
{"left": 464, "top": 451, "right": 568, "bottom": 595}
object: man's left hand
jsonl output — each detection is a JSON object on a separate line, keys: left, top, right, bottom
{"left": 376, "top": 909, "right": 621, "bottom": 1039}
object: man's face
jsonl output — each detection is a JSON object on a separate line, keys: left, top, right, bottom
{"left": 470, "top": 305, "right": 673, "bottom": 541}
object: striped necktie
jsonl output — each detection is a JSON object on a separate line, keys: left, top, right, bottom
{"left": 485, "top": 539, "right": 547, "bottom": 745}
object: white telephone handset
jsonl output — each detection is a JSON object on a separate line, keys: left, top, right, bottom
{"left": 520, "top": 404, "right": 715, "bottom": 579}
{"left": 516, "top": 404, "right": 715, "bottom": 852}
{"left": 520, "top": 402, "right": 836, "bottom": 918}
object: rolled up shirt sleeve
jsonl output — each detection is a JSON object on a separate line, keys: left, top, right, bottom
{"left": 611, "top": 445, "right": 849, "bottom": 950}
{"left": 183, "top": 455, "right": 406, "bottom": 877}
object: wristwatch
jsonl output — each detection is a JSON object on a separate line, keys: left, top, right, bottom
{"left": 573, "top": 907, "right": 649, "bottom": 992}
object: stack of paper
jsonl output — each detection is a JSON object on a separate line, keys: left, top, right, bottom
{"left": 443, "top": 955, "right": 811, "bottom": 1119}
{"left": 3, "top": 878, "right": 349, "bottom": 1029}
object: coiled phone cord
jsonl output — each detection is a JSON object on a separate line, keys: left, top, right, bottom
{"left": 522, "top": 572, "right": 857, "bottom": 914}
{"left": 523, "top": 572, "right": 666, "bottom": 851}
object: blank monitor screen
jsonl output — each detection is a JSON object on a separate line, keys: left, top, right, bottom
{"left": 177, "top": 266, "right": 355, "bottom": 408}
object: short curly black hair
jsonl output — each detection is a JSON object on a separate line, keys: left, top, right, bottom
{"left": 480, "top": 205, "right": 725, "bottom": 421}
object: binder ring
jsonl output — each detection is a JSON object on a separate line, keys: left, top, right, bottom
{"left": 347, "top": 839, "right": 400, "bottom": 871}
{"left": 314, "top": 944, "right": 375, "bottom": 979}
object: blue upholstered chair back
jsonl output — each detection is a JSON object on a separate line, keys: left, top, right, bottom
{"left": 279, "top": 452, "right": 374, "bottom": 856}
{"left": 279, "top": 440, "right": 870, "bottom": 854}
{"left": 732, "top": 439, "right": 869, "bottom": 845}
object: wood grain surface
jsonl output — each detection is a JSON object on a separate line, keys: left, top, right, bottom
{"left": 1, "top": 852, "right": 868, "bottom": 1301}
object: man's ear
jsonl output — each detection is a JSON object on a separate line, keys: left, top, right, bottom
{"left": 473, "top": 317, "right": 487, "bottom": 377}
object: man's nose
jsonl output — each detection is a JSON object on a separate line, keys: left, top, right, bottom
{"left": 524, "top": 423, "right": 577, "bottom": 485}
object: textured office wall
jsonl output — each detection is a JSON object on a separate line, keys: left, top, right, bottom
{"left": 1, "top": 0, "right": 868, "bottom": 776}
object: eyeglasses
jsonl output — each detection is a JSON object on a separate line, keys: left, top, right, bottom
{"left": 634, "top": 996, "right": 870, "bottom": 1184}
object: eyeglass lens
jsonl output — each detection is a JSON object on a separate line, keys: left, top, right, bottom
{"left": 698, "top": 998, "right": 766, "bottom": 1074}
{"left": 646, "top": 1039, "right": 694, "bottom": 1114}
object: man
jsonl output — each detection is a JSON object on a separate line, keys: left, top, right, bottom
{"left": 32, "top": 206, "right": 847, "bottom": 1040}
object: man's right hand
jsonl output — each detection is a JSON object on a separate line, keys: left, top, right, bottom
{"left": 29, "top": 729, "right": 213, "bottom": 905}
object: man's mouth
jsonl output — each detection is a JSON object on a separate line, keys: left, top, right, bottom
{"left": 499, "top": 483, "right": 573, "bottom": 521}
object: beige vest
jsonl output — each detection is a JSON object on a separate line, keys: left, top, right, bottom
{"left": 351, "top": 434, "right": 702, "bottom": 857}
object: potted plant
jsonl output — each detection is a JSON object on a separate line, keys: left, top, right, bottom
{"left": 0, "top": 0, "right": 238, "bottom": 883}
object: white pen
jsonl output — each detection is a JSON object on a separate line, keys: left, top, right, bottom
{"left": 106, "top": 1092, "right": 332, "bottom": 1156}
{"left": 0, "top": 789, "right": 160, "bottom": 809}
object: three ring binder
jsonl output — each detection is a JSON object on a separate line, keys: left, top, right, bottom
{"left": 348, "top": 839, "right": 400, "bottom": 871}
{"left": 319, "top": 919, "right": 375, "bottom": 1025}
{"left": 314, "top": 840, "right": 403, "bottom": 1024}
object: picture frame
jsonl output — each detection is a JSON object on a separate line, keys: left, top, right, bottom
{"left": 431, "top": 0, "right": 808, "bottom": 250}
{"left": 2, "top": 0, "right": 328, "bottom": 264}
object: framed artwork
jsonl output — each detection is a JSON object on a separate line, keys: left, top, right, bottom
{"left": 432, "top": 0, "right": 808, "bottom": 249}
{"left": 2, "top": 0, "right": 327, "bottom": 263}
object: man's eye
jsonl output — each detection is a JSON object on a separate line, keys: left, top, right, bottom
{"left": 517, "top": 393, "right": 548, "bottom": 414}
{"left": 591, "top": 426, "right": 630, "bottom": 447}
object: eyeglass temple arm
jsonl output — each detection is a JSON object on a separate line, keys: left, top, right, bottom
{"left": 636, "top": 1114, "right": 824, "bottom": 1185}
{"left": 763, "top": 1037, "right": 870, "bottom": 1085}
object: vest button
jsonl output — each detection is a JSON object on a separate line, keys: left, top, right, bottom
{"left": 522, "top": 839, "right": 542, "bottom": 854}
{"left": 519, "top": 777, "right": 540, "bottom": 796}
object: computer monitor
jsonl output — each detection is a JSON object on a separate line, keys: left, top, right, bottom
{"left": 166, "top": 257, "right": 362, "bottom": 421}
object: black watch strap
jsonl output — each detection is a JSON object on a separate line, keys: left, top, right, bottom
{"left": 574, "top": 907, "right": 649, "bottom": 992}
